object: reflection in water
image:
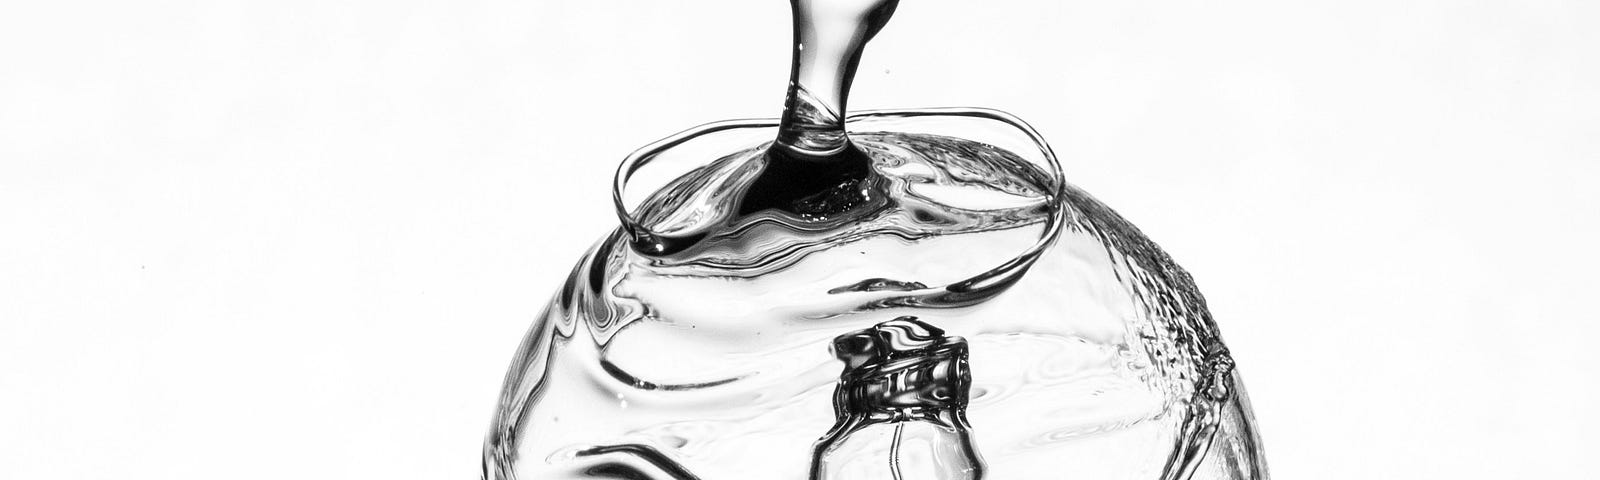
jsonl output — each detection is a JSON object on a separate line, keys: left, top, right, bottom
{"left": 483, "top": 111, "right": 1266, "bottom": 480}
{"left": 485, "top": 0, "right": 1264, "bottom": 477}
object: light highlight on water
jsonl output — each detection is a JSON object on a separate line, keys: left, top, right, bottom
{"left": 484, "top": 0, "right": 1267, "bottom": 478}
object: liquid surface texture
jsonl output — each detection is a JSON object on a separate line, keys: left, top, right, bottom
{"left": 485, "top": 0, "right": 1266, "bottom": 478}
{"left": 483, "top": 111, "right": 1267, "bottom": 479}
{"left": 812, "top": 317, "right": 984, "bottom": 480}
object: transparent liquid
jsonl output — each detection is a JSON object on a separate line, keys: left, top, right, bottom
{"left": 485, "top": 0, "right": 1265, "bottom": 477}
{"left": 483, "top": 113, "right": 1266, "bottom": 480}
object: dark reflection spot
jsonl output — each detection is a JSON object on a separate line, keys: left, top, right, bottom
{"left": 583, "top": 463, "right": 653, "bottom": 480}
{"left": 577, "top": 444, "right": 701, "bottom": 480}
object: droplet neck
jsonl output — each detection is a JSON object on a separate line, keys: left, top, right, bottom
{"left": 775, "top": 0, "right": 900, "bottom": 159}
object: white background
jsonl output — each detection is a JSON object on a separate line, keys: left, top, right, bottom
{"left": 2, "top": 0, "right": 1596, "bottom": 478}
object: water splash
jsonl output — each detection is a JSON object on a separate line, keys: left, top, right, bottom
{"left": 485, "top": 110, "right": 1266, "bottom": 480}
{"left": 484, "top": 0, "right": 1268, "bottom": 477}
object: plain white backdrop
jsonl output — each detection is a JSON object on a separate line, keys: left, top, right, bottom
{"left": 2, "top": 0, "right": 1596, "bottom": 478}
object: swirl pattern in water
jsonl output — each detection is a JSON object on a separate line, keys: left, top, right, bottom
{"left": 482, "top": 110, "right": 1268, "bottom": 480}
{"left": 486, "top": 0, "right": 1265, "bottom": 477}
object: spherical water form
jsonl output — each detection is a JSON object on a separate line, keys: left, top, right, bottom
{"left": 489, "top": 1, "right": 1268, "bottom": 479}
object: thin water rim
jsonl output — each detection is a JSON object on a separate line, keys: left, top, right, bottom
{"left": 612, "top": 107, "right": 1068, "bottom": 290}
